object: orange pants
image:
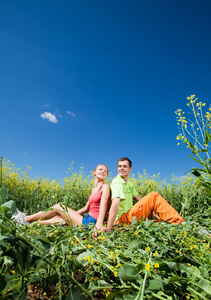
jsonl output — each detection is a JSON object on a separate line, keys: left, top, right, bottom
{"left": 115, "top": 192, "right": 185, "bottom": 225}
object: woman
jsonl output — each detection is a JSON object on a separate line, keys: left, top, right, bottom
{"left": 19, "top": 165, "right": 110, "bottom": 232}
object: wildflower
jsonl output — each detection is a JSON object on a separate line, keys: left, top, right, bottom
{"left": 105, "top": 290, "right": 111, "bottom": 297}
{"left": 87, "top": 244, "right": 92, "bottom": 248}
{"left": 145, "top": 263, "right": 150, "bottom": 271}
{"left": 145, "top": 246, "right": 151, "bottom": 252}
{"left": 134, "top": 231, "right": 138, "bottom": 235}
{"left": 154, "top": 263, "right": 159, "bottom": 268}
{"left": 175, "top": 249, "right": 179, "bottom": 253}
{"left": 113, "top": 272, "right": 118, "bottom": 277}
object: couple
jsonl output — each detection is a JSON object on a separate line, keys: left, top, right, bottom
{"left": 22, "top": 157, "right": 185, "bottom": 232}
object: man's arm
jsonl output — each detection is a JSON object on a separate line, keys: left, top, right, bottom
{"left": 134, "top": 194, "right": 142, "bottom": 201}
{"left": 105, "top": 197, "right": 120, "bottom": 232}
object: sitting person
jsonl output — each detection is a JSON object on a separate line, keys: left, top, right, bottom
{"left": 104, "top": 157, "right": 185, "bottom": 232}
{"left": 13, "top": 164, "right": 110, "bottom": 232}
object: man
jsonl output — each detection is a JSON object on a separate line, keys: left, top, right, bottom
{"left": 105, "top": 157, "right": 185, "bottom": 232}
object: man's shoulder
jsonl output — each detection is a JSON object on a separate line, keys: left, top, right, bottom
{"left": 111, "top": 175, "right": 124, "bottom": 186}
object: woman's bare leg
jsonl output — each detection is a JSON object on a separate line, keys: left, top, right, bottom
{"left": 51, "top": 204, "right": 83, "bottom": 226}
{"left": 25, "top": 204, "right": 83, "bottom": 226}
{"left": 25, "top": 210, "right": 58, "bottom": 223}
{"left": 39, "top": 216, "right": 66, "bottom": 225}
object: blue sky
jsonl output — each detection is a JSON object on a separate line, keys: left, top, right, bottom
{"left": 1, "top": 0, "right": 211, "bottom": 182}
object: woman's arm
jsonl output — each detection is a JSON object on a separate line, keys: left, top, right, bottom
{"left": 105, "top": 197, "right": 120, "bottom": 232}
{"left": 76, "top": 201, "right": 90, "bottom": 215}
{"left": 95, "top": 184, "right": 110, "bottom": 231}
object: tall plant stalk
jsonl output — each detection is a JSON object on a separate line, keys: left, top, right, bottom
{"left": 0, "top": 156, "right": 3, "bottom": 205}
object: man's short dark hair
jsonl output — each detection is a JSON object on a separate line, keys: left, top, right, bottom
{"left": 118, "top": 157, "right": 132, "bottom": 168}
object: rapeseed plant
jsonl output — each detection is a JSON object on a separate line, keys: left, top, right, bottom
{"left": 176, "top": 95, "right": 211, "bottom": 200}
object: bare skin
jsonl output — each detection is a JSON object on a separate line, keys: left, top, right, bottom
{"left": 25, "top": 165, "right": 110, "bottom": 232}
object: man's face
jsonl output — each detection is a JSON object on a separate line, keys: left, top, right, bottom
{"left": 117, "top": 160, "right": 132, "bottom": 178}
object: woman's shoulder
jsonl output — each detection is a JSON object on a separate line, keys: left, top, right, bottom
{"left": 101, "top": 183, "right": 110, "bottom": 191}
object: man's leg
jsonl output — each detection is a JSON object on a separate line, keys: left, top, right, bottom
{"left": 116, "top": 192, "right": 185, "bottom": 225}
{"left": 129, "top": 192, "right": 185, "bottom": 224}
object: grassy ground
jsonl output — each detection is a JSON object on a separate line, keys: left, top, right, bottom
{"left": 0, "top": 159, "right": 210, "bottom": 299}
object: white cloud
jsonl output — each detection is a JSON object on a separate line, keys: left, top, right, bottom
{"left": 55, "top": 108, "right": 62, "bottom": 118}
{"left": 41, "top": 112, "right": 58, "bottom": 123}
{"left": 67, "top": 111, "right": 76, "bottom": 117}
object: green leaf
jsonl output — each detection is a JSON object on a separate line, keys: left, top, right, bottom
{"left": 2, "top": 256, "right": 14, "bottom": 272}
{"left": 65, "top": 286, "right": 87, "bottom": 300}
{"left": 0, "top": 200, "right": 16, "bottom": 218}
{"left": 192, "top": 170, "right": 201, "bottom": 177}
{"left": 180, "top": 264, "right": 201, "bottom": 278}
{"left": 167, "top": 275, "right": 182, "bottom": 284}
{"left": 147, "top": 278, "right": 164, "bottom": 291}
{"left": 118, "top": 265, "right": 139, "bottom": 282}
{"left": 198, "top": 279, "right": 211, "bottom": 295}
{"left": 76, "top": 251, "right": 92, "bottom": 266}
{"left": 188, "top": 141, "right": 197, "bottom": 154}
{"left": 198, "top": 149, "right": 208, "bottom": 153}
{"left": 206, "top": 130, "right": 211, "bottom": 142}
{"left": 0, "top": 274, "right": 7, "bottom": 292}
{"left": 188, "top": 155, "right": 204, "bottom": 165}
{"left": 160, "top": 261, "right": 180, "bottom": 272}
{"left": 204, "top": 133, "right": 208, "bottom": 145}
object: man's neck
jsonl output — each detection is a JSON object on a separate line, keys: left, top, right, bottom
{"left": 119, "top": 174, "right": 129, "bottom": 182}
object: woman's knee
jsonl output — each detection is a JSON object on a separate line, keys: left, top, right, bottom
{"left": 52, "top": 203, "right": 62, "bottom": 210}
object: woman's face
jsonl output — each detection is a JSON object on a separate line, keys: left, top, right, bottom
{"left": 94, "top": 165, "right": 108, "bottom": 181}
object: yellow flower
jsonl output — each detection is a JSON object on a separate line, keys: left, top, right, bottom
{"left": 154, "top": 263, "right": 159, "bottom": 268}
{"left": 134, "top": 231, "right": 138, "bottom": 235}
{"left": 87, "top": 244, "right": 92, "bottom": 248}
{"left": 175, "top": 249, "right": 179, "bottom": 253}
{"left": 145, "top": 263, "right": 150, "bottom": 271}
{"left": 113, "top": 272, "right": 118, "bottom": 277}
{"left": 105, "top": 290, "right": 111, "bottom": 297}
{"left": 145, "top": 246, "right": 151, "bottom": 252}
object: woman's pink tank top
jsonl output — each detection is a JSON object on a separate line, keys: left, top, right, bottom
{"left": 88, "top": 184, "right": 104, "bottom": 220}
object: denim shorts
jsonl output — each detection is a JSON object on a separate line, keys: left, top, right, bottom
{"left": 82, "top": 214, "right": 97, "bottom": 226}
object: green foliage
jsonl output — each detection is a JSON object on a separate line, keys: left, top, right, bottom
{"left": 0, "top": 202, "right": 210, "bottom": 299}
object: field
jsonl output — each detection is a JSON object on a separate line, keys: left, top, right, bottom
{"left": 0, "top": 158, "right": 210, "bottom": 300}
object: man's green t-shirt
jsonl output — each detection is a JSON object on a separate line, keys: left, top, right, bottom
{"left": 110, "top": 175, "right": 138, "bottom": 221}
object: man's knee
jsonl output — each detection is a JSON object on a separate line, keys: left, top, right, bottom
{"left": 147, "top": 191, "right": 160, "bottom": 197}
